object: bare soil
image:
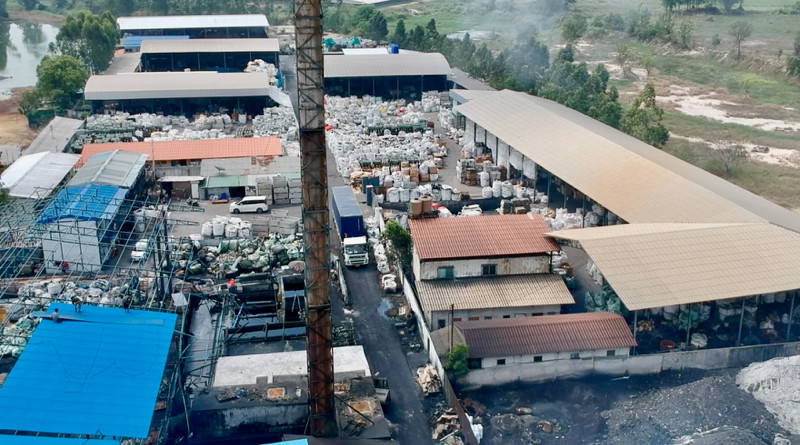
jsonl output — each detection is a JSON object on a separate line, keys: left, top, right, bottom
{"left": 0, "top": 88, "right": 36, "bottom": 163}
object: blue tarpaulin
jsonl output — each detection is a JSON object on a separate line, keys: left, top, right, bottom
{"left": 0, "top": 303, "right": 177, "bottom": 439}
{"left": 37, "top": 184, "right": 127, "bottom": 225}
{"left": 122, "top": 35, "right": 189, "bottom": 50}
{"left": 0, "top": 437, "right": 119, "bottom": 444}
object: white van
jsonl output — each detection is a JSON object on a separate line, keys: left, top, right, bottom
{"left": 229, "top": 196, "right": 269, "bottom": 214}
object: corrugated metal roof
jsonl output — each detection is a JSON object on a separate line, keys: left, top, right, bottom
{"left": 1, "top": 152, "right": 79, "bottom": 199}
{"left": 37, "top": 184, "right": 127, "bottom": 224}
{"left": 0, "top": 436, "right": 119, "bottom": 444}
{"left": 79, "top": 137, "right": 281, "bottom": 164}
{"left": 69, "top": 150, "right": 147, "bottom": 188}
{"left": 199, "top": 155, "right": 300, "bottom": 177}
{"left": 202, "top": 175, "right": 249, "bottom": 188}
{"left": 84, "top": 72, "right": 271, "bottom": 100}
{"left": 457, "top": 312, "right": 636, "bottom": 358}
{"left": 416, "top": 274, "right": 574, "bottom": 313}
{"left": 0, "top": 303, "right": 176, "bottom": 438}
{"left": 22, "top": 117, "right": 83, "bottom": 156}
{"left": 548, "top": 223, "right": 800, "bottom": 310}
{"left": 448, "top": 69, "right": 496, "bottom": 91}
{"left": 455, "top": 90, "right": 769, "bottom": 227}
{"left": 118, "top": 14, "right": 269, "bottom": 31}
{"left": 122, "top": 35, "right": 189, "bottom": 50}
{"left": 140, "top": 37, "right": 279, "bottom": 54}
{"left": 409, "top": 214, "right": 560, "bottom": 261}
{"left": 324, "top": 53, "right": 451, "bottom": 78}
{"left": 449, "top": 88, "right": 496, "bottom": 104}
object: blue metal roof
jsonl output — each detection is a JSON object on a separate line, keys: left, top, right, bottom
{"left": 274, "top": 440, "right": 308, "bottom": 445}
{"left": 122, "top": 34, "right": 189, "bottom": 50}
{"left": 37, "top": 184, "right": 127, "bottom": 224}
{"left": 0, "top": 437, "right": 119, "bottom": 444}
{"left": 0, "top": 303, "right": 177, "bottom": 439}
{"left": 331, "top": 186, "right": 361, "bottom": 218}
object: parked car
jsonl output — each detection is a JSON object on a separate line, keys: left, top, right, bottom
{"left": 131, "top": 239, "right": 150, "bottom": 262}
{"left": 229, "top": 196, "right": 269, "bottom": 214}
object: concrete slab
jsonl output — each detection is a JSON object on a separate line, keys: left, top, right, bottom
{"left": 212, "top": 345, "right": 371, "bottom": 387}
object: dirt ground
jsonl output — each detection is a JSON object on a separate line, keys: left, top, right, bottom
{"left": 0, "top": 88, "right": 36, "bottom": 164}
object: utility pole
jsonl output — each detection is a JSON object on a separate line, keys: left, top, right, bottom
{"left": 295, "top": 0, "right": 336, "bottom": 437}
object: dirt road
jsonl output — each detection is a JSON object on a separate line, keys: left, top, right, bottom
{"left": 0, "top": 88, "right": 36, "bottom": 165}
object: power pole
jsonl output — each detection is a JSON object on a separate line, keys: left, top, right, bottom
{"left": 295, "top": 0, "right": 336, "bottom": 437}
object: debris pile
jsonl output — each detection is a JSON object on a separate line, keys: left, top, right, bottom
{"left": 416, "top": 364, "right": 442, "bottom": 395}
{"left": 200, "top": 234, "right": 305, "bottom": 278}
{"left": 0, "top": 316, "right": 38, "bottom": 357}
{"left": 252, "top": 106, "right": 298, "bottom": 139}
{"left": 736, "top": 356, "right": 800, "bottom": 436}
{"left": 244, "top": 59, "right": 281, "bottom": 86}
{"left": 430, "top": 408, "right": 464, "bottom": 444}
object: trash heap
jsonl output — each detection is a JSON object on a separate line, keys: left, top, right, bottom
{"left": 364, "top": 214, "right": 389, "bottom": 273}
{"left": 0, "top": 316, "right": 38, "bottom": 357}
{"left": 416, "top": 364, "right": 442, "bottom": 395}
{"left": 244, "top": 59, "right": 281, "bottom": 86}
{"left": 737, "top": 355, "right": 800, "bottom": 436}
{"left": 327, "top": 130, "right": 446, "bottom": 178}
{"left": 195, "top": 234, "right": 305, "bottom": 278}
{"left": 529, "top": 204, "right": 619, "bottom": 231}
{"left": 252, "top": 106, "right": 298, "bottom": 140}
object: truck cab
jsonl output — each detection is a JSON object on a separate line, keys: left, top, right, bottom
{"left": 342, "top": 236, "right": 369, "bottom": 267}
{"left": 130, "top": 239, "right": 150, "bottom": 262}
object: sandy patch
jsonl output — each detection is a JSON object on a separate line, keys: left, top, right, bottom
{"left": 0, "top": 88, "right": 36, "bottom": 163}
{"left": 671, "top": 133, "right": 800, "bottom": 168}
{"left": 658, "top": 86, "right": 800, "bottom": 132}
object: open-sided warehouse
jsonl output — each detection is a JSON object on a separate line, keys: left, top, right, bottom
{"left": 139, "top": 38, "right": 280, "bottom": 72}
{"left": 117, "top": 14, "right": 269, "bottom": 38}
{"left": 451, "top": 89, "right": 800, "bottom": 351}
{"left": 84, "top": 72, "right": 275, "bottom": 116}
{"left": 324, "top": 53, "right": 450, "bottom": 100}
{"left": 70, "top": 150, "right": 148, "bottom": 193}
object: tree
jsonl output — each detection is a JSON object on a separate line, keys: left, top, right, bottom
{"left": 380, "top": 220, "right": 412, "bottom": 271}
{"left": 706, "top": 135, "right": 748, "bottom": 176}
{"left": 621, "top": 83, "right": 669, "bottom": 148}
{"left": 787, "top": 32, "right": 800, "bottom": 76}
{"left": 366, "top": 10, "right": 388, "bottom": 41}
{"left": 676, "top": 19, "right": 694, "bottom": 49}
{"left": 0, "top": 182, "right": 9, "bottom": 206}
{"left": 36, "top": 55, "right": 89, "bottom": 110}
{"left": 392, "top": 20, "right": 406, "bottom": 47}
{"left": 18, "top": 89, "right": 43, "bottom": 116}
{"left": 445, "top": 344, "right": 469, "bottom": 378}
{"left": 561, "top": 14, "right": 587, "bottom": 43}
{"left": 21, "top": 0, "right": 38, "bottom": 11}
{"left": 728, "top": 20, "right": 753, "bottom": 60}
{"left": 54, "top": 10, "right": 119, "bottom": 74}
{"left": 0, "top": 0, "right": 7, "bottom": 18}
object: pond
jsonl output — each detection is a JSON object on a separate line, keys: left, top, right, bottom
{"left": 0, "top": 22, "right": 59, "bottom": 92}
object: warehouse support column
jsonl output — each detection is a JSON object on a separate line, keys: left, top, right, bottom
{"left": 787, "top": 291, "right": 796, "bottom": 341}
{"left": 685, "top": 304, "right": 693, "bottom": 349}
{"left": 632, "top": 310, "right": 638, "bottom": 353}
{"left": 736, "top": 298, "right": 746, "bottom": 346}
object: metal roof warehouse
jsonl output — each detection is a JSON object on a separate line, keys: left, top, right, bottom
{"left": 79, "top": 137, "right": 282, "bottom": 165}
{"left": 118, "top": 14, "right": 269, "bottom": 34}
{"left": 84, "top": 72, "right": 272, "bottom": 101}
{"left": 140, "top": 38, "right": 280, "bottom": 54}
{"left": 70, "top": 150, "right": 148, "bottom": 189}
{"left": 0, "top": 303, "right": 176, "bottom": 439}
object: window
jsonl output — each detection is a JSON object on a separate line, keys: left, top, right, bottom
{"left": 468, "top": 358, "right": 482, "bottom": 369}
{"left": 607, "top": 350, "right": 616, "bottom": 357}
{"left": 496, "top": 359, "right": 506, "bottom": 366}
{"left": 484, "top": 316, "right": 492, "bottom": 320}
{"left": 437, "top": 267, "right": 454, "bottom": 280}
{"left": 534, "top": 356, "right": 543, "bottom": 363}
{"left": 481, "top": 264, "right": 497, "bottom": 276}
{"left": 453, "top": 317, "right": 462, "bottom": 322}
{"left": 468, "top": 316, "right": 479, "bottom": 321}
{"left": 570, "top": 352, "right": 580, "bottom": 360}
{"left": 502, "top": 315, "right": 511, "bottom": 319}
{"left": 437, "top": 319, "right": 446, "bottom": 329}
{"left": 533, "top": 313, "right": 544, "bottom": 316}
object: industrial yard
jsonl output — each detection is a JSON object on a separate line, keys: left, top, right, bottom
{"left": 0, "top": 2, "right": 800, "bottom": 445}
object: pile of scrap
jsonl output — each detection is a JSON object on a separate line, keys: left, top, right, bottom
{"left": 416, "top": 364, "right": 442, "bottom": 395}
{"left": 430, "top": 407, "right": 465, "bottom": 445}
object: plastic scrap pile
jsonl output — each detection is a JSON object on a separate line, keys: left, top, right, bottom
{"left": 196, "top": 234, "right": 305, "bottom": 278}
{"left": 0, "top": 316, "right": 37, "bottom": 357}
{"left": 584, "top": 284, "right": 625, "bottom": 315}
{"left": 146, "top": 114, "right": 235, "bottom": 141}
{"left": 736, "top": 355, "right": 800, "bottom": 435}
{"left": 328, "top": 130, "right": 446, "bottom": 177}
{"left": 86, "top": 112, "right": 193, "bottom": 132}
{"left": 252, "top": 106, "right": 298, "bottom": 140}
{"left": 201, "top": 216, "right": 255, "bottom": 239}
{"left": 458, "top": 204, "right": 482, "bottom": 217}
{"left": 244, "top": 59, "right": 281, "bottom": 86}
{"left": 585, "top": 258, "right": 604, "bottom": 285}
{"left": 364, "top": 214, "right": 389, "bottom": 273}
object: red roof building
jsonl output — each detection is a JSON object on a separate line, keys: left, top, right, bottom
{"left": 79, "top": 137, "right": 282, "bottom": 166}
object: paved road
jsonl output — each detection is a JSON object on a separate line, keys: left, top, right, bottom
{"left": 325, "top": 148, "right": 433, "bottom": 444}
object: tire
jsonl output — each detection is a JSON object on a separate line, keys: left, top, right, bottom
{"left": 233, "top": 209, "right": 240, "bottom": 214}
{"left": 256, "top": 208, "right": 264, "bottom": 214}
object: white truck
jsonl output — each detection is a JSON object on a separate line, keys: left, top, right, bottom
{"left": 130, "top": 239, "right": 150, "bottom": 262}
{"left": 342, "top": 236, "right": 369, "bottom": 267}
{"left": 331, "top": 186, "right": 369, "bottom": 267}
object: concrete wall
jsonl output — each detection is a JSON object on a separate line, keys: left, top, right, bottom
{"left": 460, "top": 342, "right": 800, "bottom": 388}
{"left": 415, "top": 254, "right": 550, "bottom": 280}
{"left": 480, "top": 347, "right": 629, "bottom": 369}
{"left": 403, "top": 278, "right": 446, "bottom": 379}
{"left": 189, "top": 402, "right": 306, "bottom": 440}
{"left": 429, "top": 304, "right": 561, "bottom": 328}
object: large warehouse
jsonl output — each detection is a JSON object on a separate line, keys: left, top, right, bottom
{"left": 324, "top": 52, "right": 450, "bottom": 100}
{"left": 84, "top": 72, "right": 275, "bottom": 116}
{"left": 139, "top": 38, "right": 280, "bottom": 72}
{"left": 452, "top": 89, "right": 800, "bottom": 350}
{"left": 117, "top": 14, "right": 269, "bottom": 38}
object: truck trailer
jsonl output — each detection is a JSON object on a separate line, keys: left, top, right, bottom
{"left": 331, "top": 186, "right": 369, "bottom": 267}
